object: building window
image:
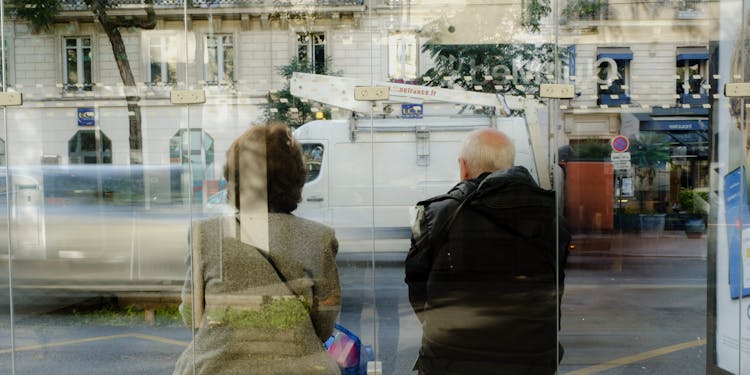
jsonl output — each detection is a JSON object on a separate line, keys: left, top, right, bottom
{"left": 0, "top": 138, "right": 5, "bottom": 165}
{"left": 596, "top": 47, "right": 632, "bottom": 106}
{"left": 63, "top": 37, "right": 93, "bottom": 91}
{"left": 0, "top": 40, "right": 8, "bottom": 91}
{"left": 297, "top": 32, "right": 326, "bottom": 74}
{"left": 676, "top": 47, "right": 709, "bottom": 106}
{"left": 301, "top": 143, "right": 324, "bottom": 182}
{"left": 169, "top": 129, "right": 215, "bottom": 203}
{"left": 148, "top": 35, "right": 178, "bottom": 85}
{"left": 388, "top": 33, "right": 418, "bottom": 82}
{"left": 68, "top": 130, "right": 112, "bottom": 164}
{"left": 204, "top": 34, "right": 234, "bottom": 84}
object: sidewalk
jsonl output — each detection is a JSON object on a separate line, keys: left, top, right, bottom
{"left": 571, "top": 230, "right": 708, "bottom": 259}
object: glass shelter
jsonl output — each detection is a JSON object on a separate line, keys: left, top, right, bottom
{"left": 0, "top": 0, "right": 746, "bottom": 374}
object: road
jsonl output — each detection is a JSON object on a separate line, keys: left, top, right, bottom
{"left": 0, "top": 234, "right": 710, "bottom": 374}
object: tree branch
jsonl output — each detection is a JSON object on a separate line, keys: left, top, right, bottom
{"left": 85, "top": 0, "right": 156, "bottom": 30}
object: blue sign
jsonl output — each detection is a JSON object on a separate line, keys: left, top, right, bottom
{"left": 401, "top": 104, "right": 423, "bottom": 119}
{"left": 77, "top": 107, "right": 95, "bottom": 126}
{"left": 723, "top": 166, "right": 750, "bottom": 299}
{"left": 640, "top": 119, "right": 707, "bottom": 131}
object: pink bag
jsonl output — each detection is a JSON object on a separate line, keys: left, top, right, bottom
{"left": 327, "top": 331, "right": 359, "bottom": 367}
{"left": 325, "top": 324, "right": 363, "bottom": 374}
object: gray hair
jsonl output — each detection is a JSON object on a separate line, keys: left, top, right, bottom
{"left": 459, "top": 128, "right": 515, "bottom": 176}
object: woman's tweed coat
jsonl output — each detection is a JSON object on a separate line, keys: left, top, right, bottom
{"left": 173, "top": 213, "right": 341, "bottom": 375}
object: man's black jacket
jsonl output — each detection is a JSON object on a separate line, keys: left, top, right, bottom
{"left": 405, "top": 166, "right": 571, "bottom": 374}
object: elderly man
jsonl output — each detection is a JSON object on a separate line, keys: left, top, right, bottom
{"left": 405, "top": 128, "right": 570, "bottom": 375}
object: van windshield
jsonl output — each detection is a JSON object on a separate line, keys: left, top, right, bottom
{"left": 301, "top": 143, "right": 324, "bottom": 182}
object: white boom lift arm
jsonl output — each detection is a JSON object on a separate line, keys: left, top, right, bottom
{"left": 289, "top": 72, "right": 550, "bottom": 189}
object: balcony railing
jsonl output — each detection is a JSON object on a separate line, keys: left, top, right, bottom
{"left": 562, "top": 0, "right": 711, "bottom": 22}
{"left": 60, "top": 0, "right": 364, "bottom": 11}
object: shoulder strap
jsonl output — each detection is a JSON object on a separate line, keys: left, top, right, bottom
{"left": 443, "top": 189, "right": 478, "bottom": 233}
{"left": 257, "top": 248, "right": 288, "bottom": 283}
{"left": 431, "top": 188, "right": 480, "bottom": 249}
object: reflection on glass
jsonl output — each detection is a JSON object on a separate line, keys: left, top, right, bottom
{"left": 173, "top": 123, "right": 341, "bottom": 374}
{"left": 63, "top": 37, "right": 92, "bottom": 91}
{"left": 169, "top": 129, "right": 215, "bottom": 204}
{"left": 0, "top": 0, "right": 736, "bottom": 373}
{"left": 297, "top": 33, "right": 326, "bottom": 74}
{"left": 388, "top": 33, "right": 418, "bottom": 82}
{"left": 205, "top": 34, "right": 233, "bottom": 84}
{"left": 301, "top": 143, "right": 324, "bottom": 182}
{"left": 68, "top": 130, "right": 112, "bottom": 165}
{"left": 149, "top": 35, "right": 178, "bottom": 84}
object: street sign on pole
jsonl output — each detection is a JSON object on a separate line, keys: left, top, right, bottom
{"left": 611, "top": 135, "right": 630, "bottom": 152}
{"left": 613, "top": 160, "right": 631, "bottom": 171}
{"left": 611, "top": 152, "right": 631, "bottom": 162}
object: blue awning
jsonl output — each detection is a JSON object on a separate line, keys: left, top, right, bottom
{"left": 676, "top": 47, "right": 708, "bottom": 61}
{"left": 636, "top": 113, "right": 708, "bottom": 131}
{"left": 666, "top": 131, "right": 709, "bottom": 145}
{"left": 597, "top": 47, "right": 633, "bottom": 60}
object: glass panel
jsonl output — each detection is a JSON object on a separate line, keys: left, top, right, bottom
{"left": 557, "top": 0, "right": 719, "bottom": 373}
{"left": 149, "top": 38, "right": 163, "bottom": 84}
{"left": 222, "top": 37, "right": 233, "bottom": 83}
{"left": 65, "top": 47, "right": 77, "bottom": 85}
{"left": 297, "top": 33, "right": 310, "bottom": 63}
{"left": 0, "top": 1, "right": 8, "bottom": 366}
{"left": 301, "top": 143, "right": 324, "bottom": 182}
{"left": 205, "top": 35, "right": 218, "bottom": 83}
{"left": 714, "top": 2, "right": 750, "bottom": 373}
{"left": 313, "top": 34, "right": 325, "bottom": 74}
{"left": 2, "top": 0, "right": 747, "bottom": 373}
{"left": 388, "top": 33, "right": 418, "bottom": 82}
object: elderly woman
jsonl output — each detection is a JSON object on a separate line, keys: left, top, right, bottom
{"left": 173, "top": 122, "right": 341, "bottom": 375}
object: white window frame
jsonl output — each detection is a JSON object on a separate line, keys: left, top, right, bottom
{"left": 596, "top": 58, "right": 629, "bottom": 97}
{"left": 0, "top": 39, "right": 12, "bottom": 90}
{"left": 675, "top": 48, "right": 709, "bottom": 102}
{"left": 62, "top": 36, "right": 93, "bottom": 90}
{"left": 388, "top": 32, "right": 419, "bottom": 81}
{"left": 147, "top": 34, "right": 179, "bottom": 85}
{"left": 204, "top": 33, "right": 234, "bottom": 84}
{"left": 296, "top": 32, "right": 326, "bottom": 74}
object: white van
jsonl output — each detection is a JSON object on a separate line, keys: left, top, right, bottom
{"left": 293, "top": 115, "right": 539, "bottom": 252}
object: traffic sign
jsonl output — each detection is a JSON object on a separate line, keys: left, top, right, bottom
{"left": 611, "top": 135, "right": 630, "bottom": 152}
{"left": 611, "top": 152, "right": 631, "bottom": 162}
{"left": 613, "top": 160, "right": 631, "bottom": 171}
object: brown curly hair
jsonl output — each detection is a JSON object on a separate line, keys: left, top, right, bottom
{"left": 224, "top": 121, "right": 307, "bottom": 213}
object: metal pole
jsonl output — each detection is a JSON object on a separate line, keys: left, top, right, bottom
{"left": 618, "top": 174, "right": 623, "bottom": 233}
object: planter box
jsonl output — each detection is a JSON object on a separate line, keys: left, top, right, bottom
{"left": 639, "top": 214, "right": 666, "bottom": 237}
{"left": 565, "top": 162, "right": 614, "bottom": 233}
{"left": 615, "top": 213, "right": 641, "bottom": 232}
{"left": 684, "top": 218, "right": 706, "bottom": 238}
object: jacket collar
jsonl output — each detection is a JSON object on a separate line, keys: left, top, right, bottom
{"left": 477, "top": 166, "right": 538, "bottom": 191}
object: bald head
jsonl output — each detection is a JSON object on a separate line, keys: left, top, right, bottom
{"left": 458, "top": 128, "right": 515, "bottom": 180}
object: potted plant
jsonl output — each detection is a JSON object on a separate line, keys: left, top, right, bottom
{"left": 562, "top": 0, "right": 603, "bottom": 20}
{"left": 678, "top": 189, "right": 708, "bottom": 238}
{"left": 616, "top": 205, "right": 642, "bottom": 232}
{"left": 630, "top": 132, "right": 671, "bottom": 235}
{"left": 638, "top": 208, "right": 667, "bottom": 237}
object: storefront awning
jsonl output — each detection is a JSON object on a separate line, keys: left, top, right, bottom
{"left": 676, "top": 47, "right": 709, "bottom": 61}
{"left": 635, "top": 113, "right": 708, "bottom": 131}
{"left": 597, "top": 47, "right": 633, "bottom": 60}
{"left": 633, "top": 113, "right": 709, "bottom": 157}
{"left": 665, "top": 130, "right": 709, "bottom": 145}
